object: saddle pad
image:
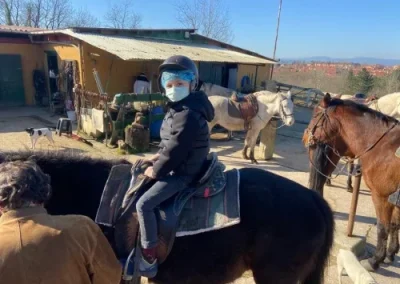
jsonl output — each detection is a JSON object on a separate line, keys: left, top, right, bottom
{"left": 175, "top": 169, "right": 240, "bottom": 237}
{"left": 95, "top": 165, "right": 132, "bottom": 227}
{"left": 227, "top": 100, "right": 242, "bottom": 119}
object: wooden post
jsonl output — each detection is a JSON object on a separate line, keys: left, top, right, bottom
{"left": 258, "top": 120, "right": 277, "bottom": 160}
{"left": 347, "top": 165, "right": 362, "bottom": 237}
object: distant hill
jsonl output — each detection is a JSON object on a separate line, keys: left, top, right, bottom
{"left": 280, "top": 56, "right": 400, "bottom": 66}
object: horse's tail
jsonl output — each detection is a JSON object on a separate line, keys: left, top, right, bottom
{"left": 303, "top": 191, "right": 335, "bottom": 284}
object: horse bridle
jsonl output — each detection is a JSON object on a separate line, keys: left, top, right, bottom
{"left": 278, "top": 97, "right": 294, "bottom": 120}
{"left": 305, "top": 104, "right": 398, "bottom": 180}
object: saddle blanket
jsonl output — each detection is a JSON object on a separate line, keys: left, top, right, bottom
{"left": 175, "top": 167, "right": 240, "bottom": 237}
{"left": 227, "top": 99, "right": 242, "bottom": 119}
{"left": 96, "top": 164, "right": 241, "bottom": 237}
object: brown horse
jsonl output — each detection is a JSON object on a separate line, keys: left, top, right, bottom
{"left": 304, "top": 93, "right": 400, "bottom": 271}
{"left": 322, "top": 94, "right": 379, "bottom": 191}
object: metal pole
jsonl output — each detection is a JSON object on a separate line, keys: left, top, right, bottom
{"left": 347, "top": 165, "right": 362, "bottom": 237}
{"left": 273, "top": 0, "right": 283, "bottom": 60}
{"left": 270, "top": 0, "right": 283, "bottom": 80}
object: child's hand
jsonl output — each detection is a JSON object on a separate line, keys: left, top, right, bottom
{"left": 144, "top": 166, "right": 155, "bottom": 179}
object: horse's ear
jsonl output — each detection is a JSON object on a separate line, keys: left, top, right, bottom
{"left": 287, "top": 91, "right": 292, "bottom": 99}
{"left": 321, "top": 93, "right": 331, "bottom": 108}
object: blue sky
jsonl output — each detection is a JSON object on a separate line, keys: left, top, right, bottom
{"left": 70, "top": 0, "right": 400, "bottom": 60}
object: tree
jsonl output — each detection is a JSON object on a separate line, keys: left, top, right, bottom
{"left": 0, "top": 0, "right": 26, "bottom": 25}
{"left": 42, "top": 0, "right": 73, "bottom": 29}
{"left": 68, "top": 7, "right": 100, "bottom": 28}
{"left": 175, "top": 0, "right": 234, "bottom": 43}
{"left": 105, "top": 0, "right": 141, "bottom": 29}
{"left": 356, "top": 68, "right": 374, "bottom": 94}
{"left": 345, "top": 69, "right": 358, "bottom": 94}
{"left": 0, "top": 0, "right": 73, "bottom": 29}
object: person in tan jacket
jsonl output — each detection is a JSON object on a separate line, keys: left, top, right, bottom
{"left": 0, "top": 160, "right": 122, "bottom": 284}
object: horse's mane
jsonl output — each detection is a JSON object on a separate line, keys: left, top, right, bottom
{"left": 0, "top": 150, "right": 130, "bottom": 166}
{"left": 254, "top": 91, "right": 286, "bottom": 103}
{"left": 329, "top": 98, "right": 398, "bottom": 125}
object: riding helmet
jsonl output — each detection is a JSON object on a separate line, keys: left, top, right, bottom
{"left": 158, "top": 55, "right": 199, "bottom": 92}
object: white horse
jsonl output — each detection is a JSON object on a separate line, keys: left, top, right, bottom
{"left": 207, "top": 91, "right": 295, "bottom": 163}
{"left": 199, "top": 81, "right": 235, "bottom": 98}
{"left": 367, "top": 92, "right": 400, "bottom": 119}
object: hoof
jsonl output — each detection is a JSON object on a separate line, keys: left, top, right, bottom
{"left": 361, "top": 258, "right": 378, "bottom": 272}
{"left": 347, "top": 187, "right": 353, "bottom": 193}
{"left": 250, "top": 158, "right": 258, "bottom": 165}
{"left": 384, "top": 255, "right": 395, "bottom": 264}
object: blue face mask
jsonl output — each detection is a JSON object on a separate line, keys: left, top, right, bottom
{"left": 165, "top": 86, "right": 190, "bottom": 102}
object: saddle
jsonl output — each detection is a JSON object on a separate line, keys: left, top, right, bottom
{"left": 228, "top": 93, "right": 259, "bottom": 130}
{"left": 95, "top": 153, "right": 240, "bottom": 280}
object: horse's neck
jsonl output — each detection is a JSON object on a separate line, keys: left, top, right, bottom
{"left": 202, "top": 83, "right": 233, "bottom": 97}
{"left": 258, "top": 94, "right": 281, "bottom": 113}
{"left": 337, "top": 112, "right": 393, "bottom": 158}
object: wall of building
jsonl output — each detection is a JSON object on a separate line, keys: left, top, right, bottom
{"left": 0, "top": 42, "right": 43, "bottom": 105}
{"left": 237, "top": 64, "right": 272, "bottom": 89}
{"left": 80, "top": 42, "right": 162, "bottom": 97}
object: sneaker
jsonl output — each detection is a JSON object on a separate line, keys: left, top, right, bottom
{"left": 139, "top": 255, "right": 158, "bottom": 278}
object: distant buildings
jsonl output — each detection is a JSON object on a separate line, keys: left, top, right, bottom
{"left": 275, "top": 62, "right": 397, "bottom": 77}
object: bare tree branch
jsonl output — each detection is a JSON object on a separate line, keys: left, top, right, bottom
{"left": 0, "top": 0, "right": 26, "bottom": 26}
{"left": 68, "top": 7, "right": 100, "bottom": 28}
{"left": 175, "top": 0, "right": 234, "bottom": 43}
{"left": 105, "top": 0, "right": 142, "bottom": 29}
{"left": 0, "top": 0, "right": 72, "bottom": 28}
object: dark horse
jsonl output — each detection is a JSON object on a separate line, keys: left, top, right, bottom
{"left": 0, "top": 151, "right": 334, "bottom": 284}
{"left": 304, "top": 93, "right": 400, "bottom": 271}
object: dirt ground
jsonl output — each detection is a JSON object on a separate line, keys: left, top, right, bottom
{"left": 0, "top": 105, "right": 399, "bottom": 283}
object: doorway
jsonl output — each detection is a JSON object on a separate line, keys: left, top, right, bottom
{"left": 47, "top": 53, "right": 59, "bottom": 95}
{"left": 0, "top": 54, "right": 25, "bottom": 106}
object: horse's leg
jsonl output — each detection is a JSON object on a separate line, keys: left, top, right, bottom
{"left": 347, "top": 161, "right": 354, "bottom": 192}
{"left": 242, "top": 145, "right": 249, "bottom": 160}
{"left": 361, "top": 193, "right": 393, "bottom": 271}
{"left": 385, "top": 206, "right": 400, "bottom": 263}
{"left": 247, "top": 128, "right": 261, "bottom": 164}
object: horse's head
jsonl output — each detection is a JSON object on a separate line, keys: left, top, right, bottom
{"left": 278, "top": 91, "right": 295, "bottom": 126}
{"left": 304, "top": 93, "right": 346, "bottom": 194}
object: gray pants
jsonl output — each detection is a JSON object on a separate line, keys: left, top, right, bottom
{"left": 136, "top": 175, "right": 191, "bottom": 249}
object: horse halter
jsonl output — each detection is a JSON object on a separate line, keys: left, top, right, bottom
{"left": 279, "top": 97, "right": 294, "bottom": 120}
{"left": 305, "top": 105, "right": 328, "bottom": 147}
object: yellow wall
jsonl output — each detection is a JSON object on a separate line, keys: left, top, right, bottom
{"left": 237, "top": 64, "right": 271, "bottom": 89}
{"left": 80, "top": 42, "right": 162, "bottom": 97}
{"left": 0, "top": 43, "right": 43, "bottom": 105}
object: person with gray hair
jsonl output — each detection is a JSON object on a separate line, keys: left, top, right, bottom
{"left": 0, "top": 160, "right": 122, "bottom": 284}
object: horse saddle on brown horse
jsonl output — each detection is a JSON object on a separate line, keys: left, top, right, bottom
{"left": 228, "top": 93, "right": 259, "bottom": 130}
{"left": 95, "top": 153, "right": 240, "bottom": 280}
